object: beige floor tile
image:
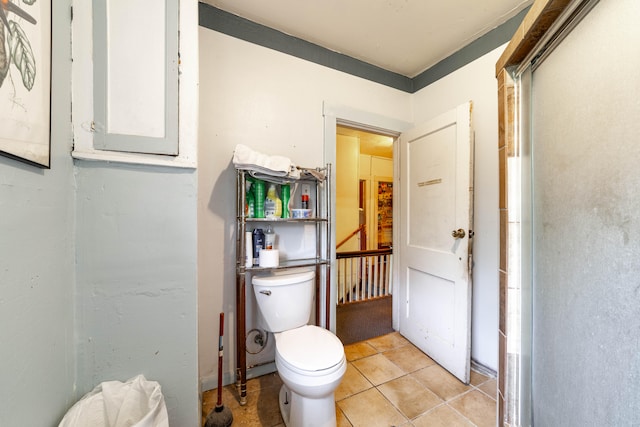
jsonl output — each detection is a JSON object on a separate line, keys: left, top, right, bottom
{"left": 470, "top": 369, "right": 490, "bottom": 386}
{"left": 203, "top": 378, "right": 285, "bottom": 426}
{"left": 366, "top": 332, "right": 410, "bottom": 352}
{"left": 478, "top": 378, "right": 497, "bottom": 400}
{"left": 202, "top": 385, "right": 244, "bottom": 416}
{"left": 335, "top": 363, "right": 373, "bottom": 401}
{"left": 221, "top": 385, "right": 243, "bottom": 409}
{"left": 412, "top": 404, "right": 474, "bottom": 427}
{"left": 336, "top": 405, "right": 353, "bottom": 427}
{"left": 201, "top": 390, "right": 216, "bottom": 419}
{"left": 344, "top": 341, "right": 378, "bottom": 362}
{"left": 338, "top": 388, "right": 407, "bottom": 427}
{"left": 205, "top": 333, "right": 492, "bottom": 426}
{"left": 377, "top": 375, "right": 443, "bottom": 419}
{"left": 382, "top": 344, "right": 435, "bottom": 374}
{"left": 220, "top": 387, "right": 283, "bottom": 426}
{"left": 412, "top": 364, "right": 471, "bottom": 401}
{"left": 216, "top": 375, "right": 283, "bottom": 408}
{"left": 246, "top": 372, "right": 282, "bottom": 393}
{"left": 352, "top": 353, "right": 405, "bottom": 386}
{"left": 449, "top": 390, "right": 497, "bottom": 427}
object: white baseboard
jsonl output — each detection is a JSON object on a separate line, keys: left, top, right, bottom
{"left": 471, "top": 359, "right": 497, "bottom": 378}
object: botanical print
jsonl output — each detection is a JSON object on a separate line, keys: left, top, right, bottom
{"left": 0, "top": 0, "right": 50, "bottom": 167}
{"left": 0, "top": 0, "right": 37, "bottom": 90}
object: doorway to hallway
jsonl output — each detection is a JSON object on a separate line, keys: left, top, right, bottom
{"left": 335, "top": 125, "right": 394, "bottom": 344}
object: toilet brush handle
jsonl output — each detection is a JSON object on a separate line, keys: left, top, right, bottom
{"left": 217, "top": 312, "right": 224, "bottom": 407}
{"left": 219, "top": 313, "right": 224, "bottom": 350}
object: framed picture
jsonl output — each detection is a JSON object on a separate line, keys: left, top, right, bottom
{"left": 0, "top": 0, "right": 51, "bottom": 168}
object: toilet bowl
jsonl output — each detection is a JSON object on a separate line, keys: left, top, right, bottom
{"left": 275, "top": 325, "right": 346, "bottom": 427}
{"left": 252, "top": 271, "right": 346, "bottom": 427}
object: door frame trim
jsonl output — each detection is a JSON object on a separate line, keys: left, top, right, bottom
{"left": 322, "top": 102, "right": 410, "bottom": 333}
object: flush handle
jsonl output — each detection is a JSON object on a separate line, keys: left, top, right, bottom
{"left": 451, "top": 228, "right": 466, "bottom": 239}
{"left": 260, "top": 290, "right": 271, "bottom": 296}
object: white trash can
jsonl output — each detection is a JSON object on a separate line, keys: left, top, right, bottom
{"left": 59, "top": 375, "right": 169, "bottom": 427}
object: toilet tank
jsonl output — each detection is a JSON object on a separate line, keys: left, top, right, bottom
{"left": 252, "top": 270, "right": 315, "bottom": 333}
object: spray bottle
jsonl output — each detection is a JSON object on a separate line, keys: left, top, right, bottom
{"left": 264, "top": 184, "right": 282, "bottom": 218}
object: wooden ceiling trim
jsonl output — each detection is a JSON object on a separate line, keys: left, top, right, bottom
{"left": 496, "top": 0, "right": 573, "bottom": 74}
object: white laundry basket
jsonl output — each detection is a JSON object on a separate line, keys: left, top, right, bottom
{"left": 58, "top": 375, "right": 169, "bottom": 427}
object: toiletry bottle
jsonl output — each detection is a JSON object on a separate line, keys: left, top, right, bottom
{"left": 253, "top": 180, "right": 265, "bottom": 218}
{"left": 246, "top": 187, "right": 255, "bottom": 218}
{"left": 281, "top": 184, "right": 290, "bottom": 218}
{"left": 301, "top": 193, "right": 309, "bottom": 209}
{"left": 245, "top": 232, "right": 253, "bottom": 267}
{"left": 264, "top": 224, "right": 275, "bottom": 250}
{"left": 245, "top": 179, "right": 254, "bottom": 217}
{"left": 252, "top": 228, "right": 265, "bottom": 266}
{"left": 264, "top": 184, "right": 282, "bottom": 218}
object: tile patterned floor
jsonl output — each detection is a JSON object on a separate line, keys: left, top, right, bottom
{"left": 202, "top": 332, "right": 497, "bottom": 426}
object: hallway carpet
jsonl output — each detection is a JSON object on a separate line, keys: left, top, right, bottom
{"left": 336, "top": 296, "right": 394, "bottom": 345}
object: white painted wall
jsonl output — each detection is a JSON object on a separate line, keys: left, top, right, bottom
{"left": 0, "top": 2, "right": 76, "bottom": 425}
{"left": 412, "top": 45, "right": 505, "bottom": 370}
{"left": 336, "top": 134, "right": 360, "bottom": 252}
{"left": 197, "top": 28, "right": 412, "bottom": 388}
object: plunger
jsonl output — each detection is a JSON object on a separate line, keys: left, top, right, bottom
{"left": 205, "top": 312, "right": 234, "bottom": 427}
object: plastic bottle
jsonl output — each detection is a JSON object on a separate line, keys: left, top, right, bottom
{"left": 244, "top": 232, "right": 253, "bottom": 267}
{"left": 246, "top": 187, "right": 255, "bottom": 218}
{"left": 264, "top": 184, "right": 282, "bottom": 218}
{"left": 252, "top": 228, "right": 265, "bottom": 266}
{"left": 253, "top": 180, "right": 265, "bottom": 218}
{"left": 264, "top": 224, "right": 275, "bottom": 250}
{"left": 281, "top": 184, "right": 290, "bottom": 218}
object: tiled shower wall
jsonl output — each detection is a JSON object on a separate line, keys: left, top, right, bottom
{"left": 497, "top": 68, "right": 516, "bottom": 426}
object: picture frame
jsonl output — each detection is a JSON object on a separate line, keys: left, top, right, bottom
{"left": 0, "top": 0, "right": 51, "bottom": 168}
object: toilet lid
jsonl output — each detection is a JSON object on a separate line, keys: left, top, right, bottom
{"left": 277, "top": 325, "right": 344, "bottom": 372}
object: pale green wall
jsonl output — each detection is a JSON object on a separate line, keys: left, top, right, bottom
{"left": 0, "top": 2, "right": 76, "bottom": 425}
{"left": 74, "top": 162, "right": 198, "bottom": 426}
{"left": 0, "top": 2, "right": 199, "bottom": 426}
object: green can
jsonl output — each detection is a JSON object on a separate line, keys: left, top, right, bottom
{"left": 253, "top": 180, "right": 265, "bottom": 218}
{"left": 281, "top": 184, "right": 290, "bottom": 218}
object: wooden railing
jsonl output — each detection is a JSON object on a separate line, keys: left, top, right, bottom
{"left": 336, "top": 224, "right": 366, "bottom": 250}
{"left": 336, "top": 248, "right": 393, "bottom": 304}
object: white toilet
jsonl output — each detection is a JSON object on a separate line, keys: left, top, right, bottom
{"left": 252, "top": 270, "right": 346, "bottom": 427}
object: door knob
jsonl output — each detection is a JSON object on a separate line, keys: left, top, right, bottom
{"left": 451, "top": 228, "right": 466, "bottom": 239}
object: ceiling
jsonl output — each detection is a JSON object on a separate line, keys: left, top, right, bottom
{"left": 337, "top": 126, "right": 394, "bottom": 159}
{"left": 201, "top": 0, "right": 533, "bottom": 78}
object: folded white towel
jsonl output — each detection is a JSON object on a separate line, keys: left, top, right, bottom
{"left": 233, "top": 144, "right": 291, "bottom": 176}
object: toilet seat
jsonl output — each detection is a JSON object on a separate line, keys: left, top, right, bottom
{"left": 276, "top": 325, "right": 344, "bottom": 374}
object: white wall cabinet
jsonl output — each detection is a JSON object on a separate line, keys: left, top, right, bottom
{"left": 72, "top": 0, "right": 198, "bottom": 167}
{"left": 92, "top": 0, "right": 179, "bottom": 155}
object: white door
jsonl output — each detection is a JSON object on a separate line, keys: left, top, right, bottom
{"left": 398, "top": 102, "right": 473, "bottom": 383}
